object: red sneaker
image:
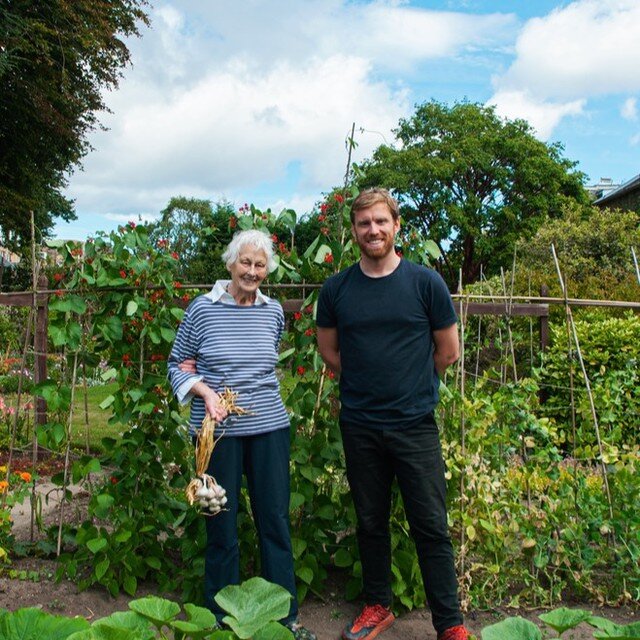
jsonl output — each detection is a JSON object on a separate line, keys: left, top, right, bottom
{"left": 438, "top": 625, "right": 470, "bottom": 640}
{"left": 342, "top": 604, "right": 395, "bottom": 640}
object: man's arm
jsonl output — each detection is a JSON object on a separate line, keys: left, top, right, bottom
{"left": 317, "top": 327, "right": 341, "bottom": 374}
{"left": 432, "top": 323, "right": 460, "bottom": 376}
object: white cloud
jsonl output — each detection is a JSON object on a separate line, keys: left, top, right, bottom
{"left": 494, "top": 0, "right": 640, "bottom": 101}
{"left": 67, "top": 0, "right": 517, "bottom": 222}
{"left": 621, "top": 97, "right": 638, "bottom": 121}
{"left": 489, "top": 90, "right": 585, "bottom": 139}
{"left": 630, "top": 133, "right": 640, "bottom": 146}
{"left": 72, "top": 55, "right": 408, "bottom": 215}
{"left": 487, "top": 0, "right": 640, "bottom": 140}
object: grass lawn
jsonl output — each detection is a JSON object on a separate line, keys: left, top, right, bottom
{"left": 69, "top": 382, "right": 121, "bottom": 452}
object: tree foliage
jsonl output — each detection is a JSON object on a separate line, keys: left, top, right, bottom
{"left": 519, "top": 203, "right": 640, "bottom": 300}
{"left": 358, "top": 101, "right": 589, "bottom": 286}
{"left": 0, "top": 0, "right": 149, "bottom": 249}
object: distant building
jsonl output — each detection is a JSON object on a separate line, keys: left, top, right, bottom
{"left": 585, "top": 177, "right": 621, "bottom": 201}
{"left": 593, "top": 173, "right": 640, "bottom": 212}
{"left": 0, "top": 246, "right": 20, "bottom": 268}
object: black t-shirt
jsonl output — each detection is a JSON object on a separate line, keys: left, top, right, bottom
{"left": 316, "top": 259, "right": 457, "bottom": 429}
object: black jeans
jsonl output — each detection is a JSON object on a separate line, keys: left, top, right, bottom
{"left": 202, "top": 428, "right": 298, "bottom": 624}
{"left": 341, "top": 415, "right": 463, "bottom": 634}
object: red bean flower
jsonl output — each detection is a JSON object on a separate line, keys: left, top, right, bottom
{"left": 324, "top": 253, "right": 334, "bottom": 263}
{"left": 296, "top": 366, "right": 306, "bottom": 376}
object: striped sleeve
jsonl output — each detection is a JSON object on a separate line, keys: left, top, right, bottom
{"left": 167, "top": 299, "right": 204, "bottom": 404}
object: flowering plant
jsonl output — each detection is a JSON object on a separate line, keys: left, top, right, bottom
{"left": 0, "top": 466, "right": 35, "bottom": 563}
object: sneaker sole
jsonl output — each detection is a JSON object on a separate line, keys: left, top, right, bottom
{"left": 341, "top": 615, "right": 395, "bottom": 640}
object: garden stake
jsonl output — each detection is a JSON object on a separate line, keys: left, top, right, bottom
{"left": 551, "top": 244, "right": 615, "bottom": 528}
{"left": 500, "top": 265, "right": 518, "bottom": 383}
{"left": 29, "top": 211, "right": 41, "bottom": 541}
{"left": 57, "top": 351, "right": 79, "bottom": 556}
{"left": 632, "top": 246, "right": 640, "bottom": 284}
{"left": 473, "top": 266, "right": 484, "bottom": 385}
{"left": 458, "top": 270, "right": 467, "bottom": 581}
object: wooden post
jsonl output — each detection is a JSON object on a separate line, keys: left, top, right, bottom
{"left": 539, "top": 285, "right": 549, "bottom": 353}
{"left": 34, "top": 274, "right": 49, "bottom": 426}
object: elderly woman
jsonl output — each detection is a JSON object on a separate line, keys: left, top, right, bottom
{"left": 168, "top": 229, "right": 315, "bottom": 640}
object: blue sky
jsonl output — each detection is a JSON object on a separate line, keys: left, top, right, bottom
{"left": 56, "top": 0, "right": 640, "bottom": 240}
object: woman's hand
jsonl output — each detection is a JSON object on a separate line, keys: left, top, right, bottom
{"left": 178, "top": 358, "right": 197, "bottom": 374}
{"left": 191, "top": 381, "right": 228, "bottom": 422}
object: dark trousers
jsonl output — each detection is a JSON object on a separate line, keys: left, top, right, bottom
{"left": 202, "top": 428, "right": 298, "bottom": 624}
{"left": 341, "top": 415, "right": 463, "bottom": 634}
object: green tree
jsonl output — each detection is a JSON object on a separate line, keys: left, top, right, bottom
{"left": 358, "top": 101, "right": 588, "bottom": 286}
{"left": 0, "top": 0, "right": 149, "bottom": 249}
{"left": 518, "top": 202, "right": 640, "bottom": 300}
{"left": 148, "top": 197, "right": 236, "bottom": 284}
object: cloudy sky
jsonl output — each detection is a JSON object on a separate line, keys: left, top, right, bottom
{"left": 56, "top": 0, "right": 640, "bottom": 239}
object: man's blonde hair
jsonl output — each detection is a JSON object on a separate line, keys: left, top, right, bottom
{"left": 350, "top": 188, "right": 399, "bottom": 223}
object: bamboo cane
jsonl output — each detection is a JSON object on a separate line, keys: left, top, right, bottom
{"left": 551, "top": 244, "right": 615, "bottom": 527}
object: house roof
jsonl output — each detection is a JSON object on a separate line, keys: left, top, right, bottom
{"left": 593, "top": 173, "right": 640, "bottom": 206}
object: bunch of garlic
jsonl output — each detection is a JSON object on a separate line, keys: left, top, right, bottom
{"left": 191, "top": 474, "right": 228, "bottom": 515}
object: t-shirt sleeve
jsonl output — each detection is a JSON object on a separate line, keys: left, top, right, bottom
{"left": 316, "top": 280, "right": 336, "bottom": 328}
{"left": 426, "top": 271, "right": 458, "bottom": 330}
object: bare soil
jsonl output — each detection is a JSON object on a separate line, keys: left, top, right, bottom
{"left": 1, "top": 452, "right": 637, "bottom": 639}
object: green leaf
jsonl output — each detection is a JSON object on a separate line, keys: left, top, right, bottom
{"left": 333, "top": 549, "right": 353, "bottom": 568}
{"left": 95, "top": 558, "right": 110, "bottom": 580}
{"left": 183, "top": 603, "right": 218, "bottom": 629}
{"left": 123, "top": 575, "right": 138, "bottom": 597}
{"left": 289, "top": 492, "right": 305, "bottom": 510}
{"left": 92, "top": 611, "right": 155, "bottom": 640}
{"left": 0, "top": 607, "right": 89, "bottom": 640}
{"left": 291, "top": 537, "right": 307, "bottom": 560}
{"left": 313, "top": 244, "right": 333, "bottom": 264}
{"left": 296, "top": 566, "right": 314, "bottom": 585}
{"left": 278, "top": 348, "right": 296, "bottom": 362}
{"left": 481, "top": 617, "right": 542, "bottom": 640}
{"left": 539, "top": 608, "right": 591, "bottom": 635}
{"left": 100, "top": 368, "right": 118, "bottom": 381}
{"left": 86, "top": 538, "right": 108, "bottom": 554}
{"left": 216, "top": 577, "right": 292, "bottom": 639}
{"left": 303, "top": 236, "right": 321, "bottom": 260}
{"left": 99, "top": 395, "right": 115, "bottom": 410}
{"left": 128, "top": 596, "right": 181, "bottom": 627}
{"left": 160, "top": 326, "right": 176, "bottom": 342}
{"left": 253, "top": 621, "right": 294, "bottom": 640}
{"left": 126, "top": 300, "right": 139, "bottom": 316}
{"left": 592, "top": 622, "right": 640, "bottom": 639}
{"left": 170, "top": 307, "right": 185, "bottom": 320}
{"left": 100, "top": 316, "right": 123, "bottom": 342}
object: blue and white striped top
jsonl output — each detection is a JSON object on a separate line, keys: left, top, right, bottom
{"left": 167, "top": 282, "right": 290, "bottom": 437}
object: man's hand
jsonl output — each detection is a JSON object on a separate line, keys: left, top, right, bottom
{"left": 178, "top": 358, "right": 197, "bottom": 374}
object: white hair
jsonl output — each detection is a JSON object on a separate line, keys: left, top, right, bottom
{"left": 222, "top": 229, "right": 277, "bottom": 273}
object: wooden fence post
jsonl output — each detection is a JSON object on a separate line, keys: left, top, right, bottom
{"left": 34, "top": 275, "right": 49, "bottom": 426}
{"left": 539, "top": 284, "right": 549, "bottom": 353}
